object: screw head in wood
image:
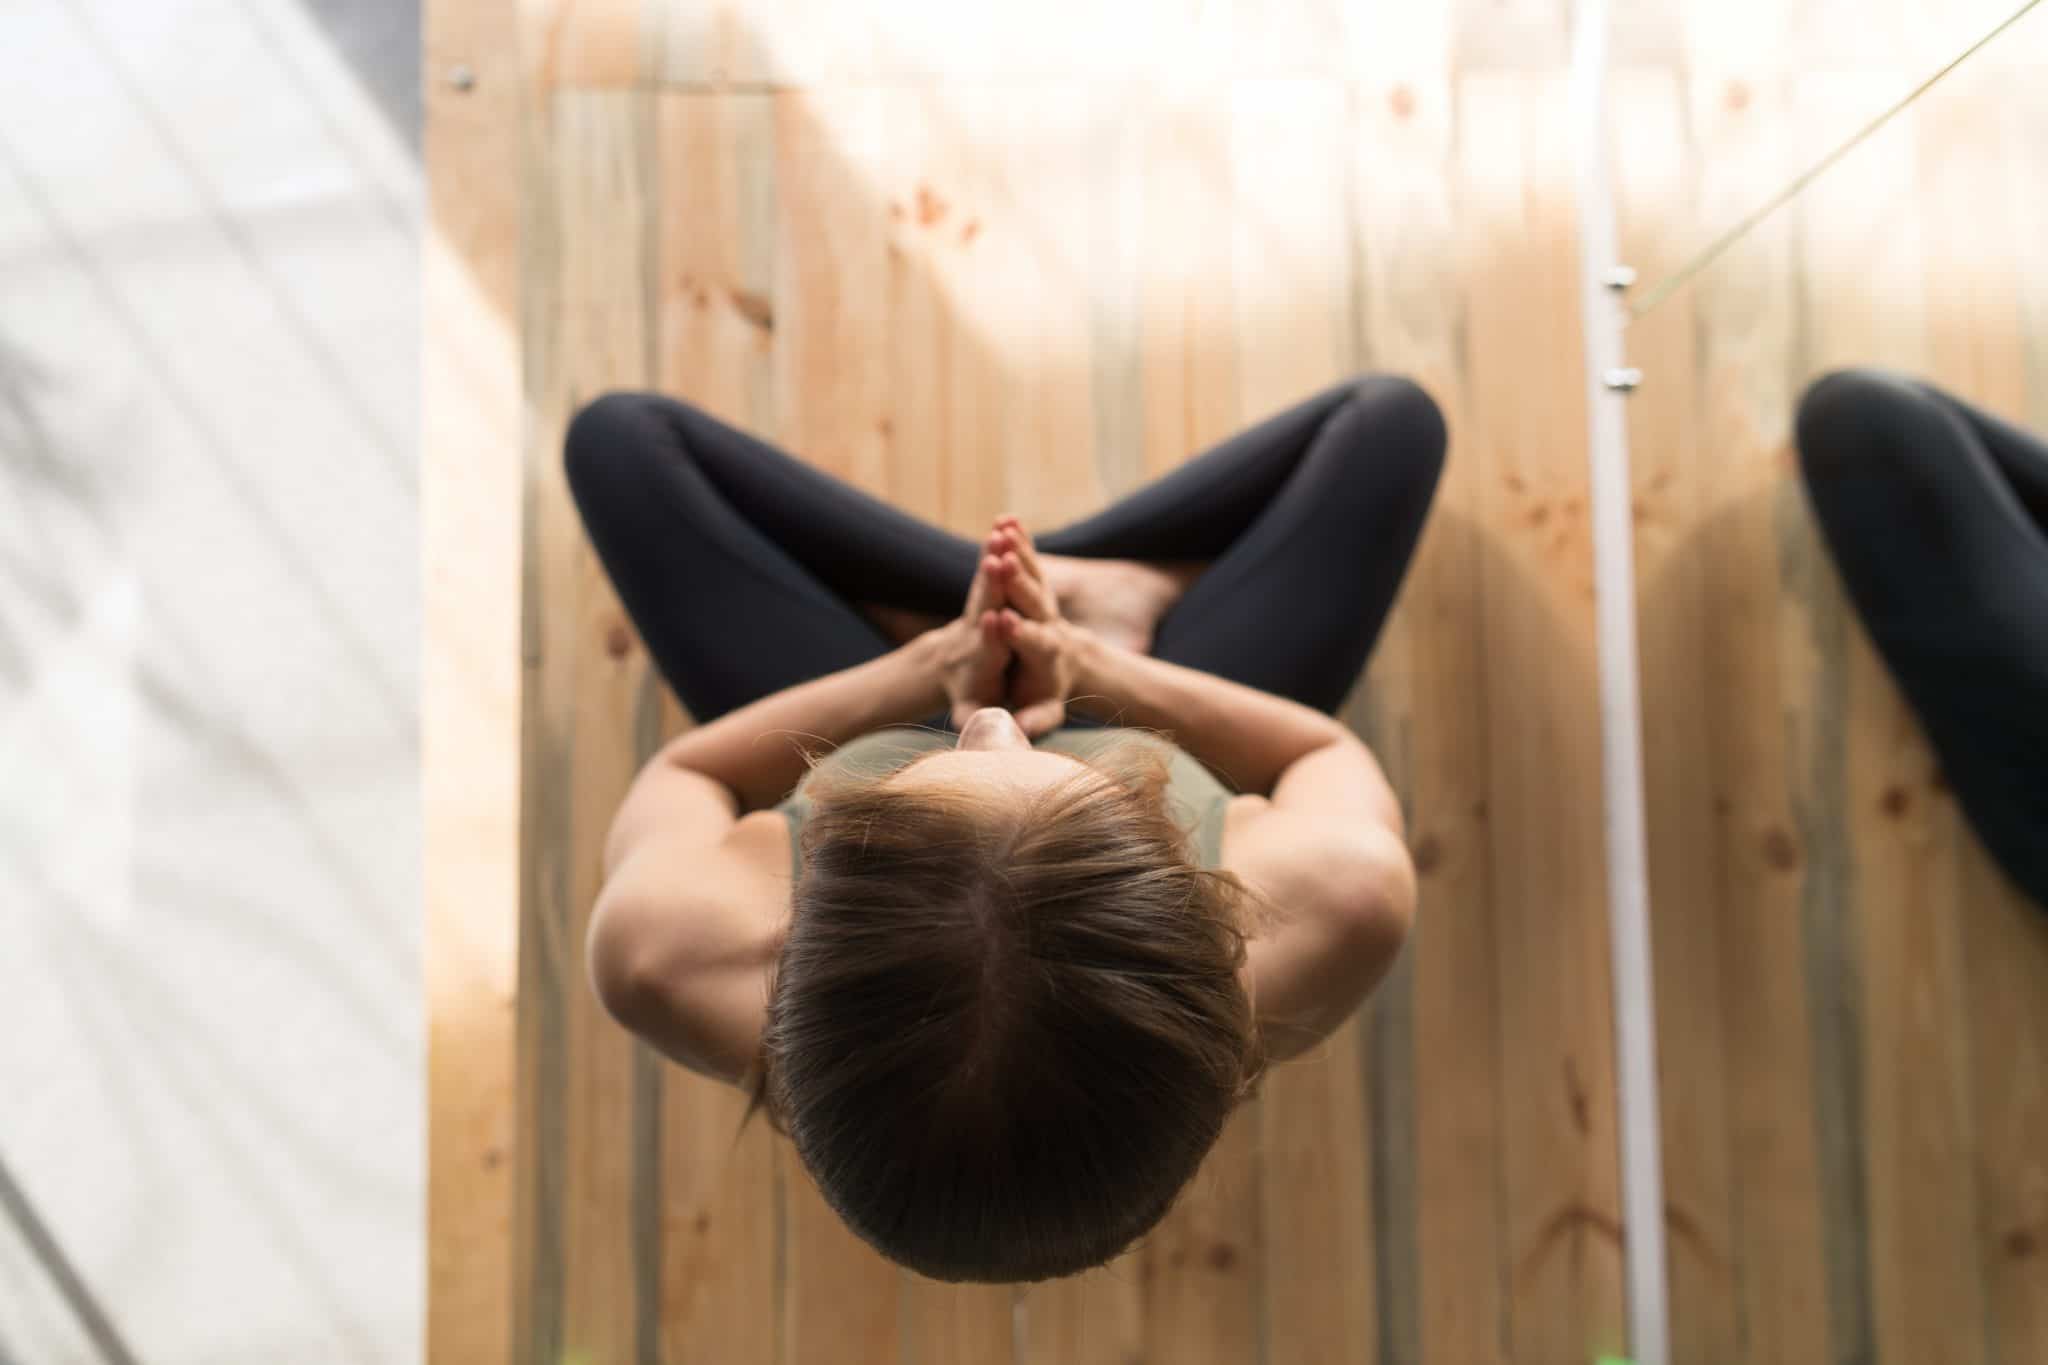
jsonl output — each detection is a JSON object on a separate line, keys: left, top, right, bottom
{"left": 1601, "top": 265, "right": 1638, "bottom": 291}
{"left": 1603, "top": 367, "right": 1644, "bottom": 392}
{"left": 448, "top": 64, "right": 477, "bottom": 92}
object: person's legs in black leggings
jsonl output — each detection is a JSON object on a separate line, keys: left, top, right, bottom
{"left": 565, "top": 374, "right": 1445, "bottom": 728}
{"left": 564, "top": 393, "right": 984, "bottom": 723}
{"left": 1042, "top": 375, "right": 1446, "bottom": 713}
{"left": 1795, "top": 368, "right": 2048, "bottom": 908}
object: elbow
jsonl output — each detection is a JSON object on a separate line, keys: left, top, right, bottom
{"left": 586, "top": 899, "right": 664, "bottom": 1031}
{"left": 1334, "top": 828, "right": 1417, "bottom": 976}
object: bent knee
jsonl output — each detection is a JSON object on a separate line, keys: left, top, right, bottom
{"left": 1795, "top": 368, "right": 1941, "bottom": 488}
{"left": 563, "top": 391, "right": 664, "bottom": 497}
{"left": 1341, "top": 373, "right": 1449, "bottom": 489}
{"left": 1351, "top": 373, "right": 1446, "bottom": 446}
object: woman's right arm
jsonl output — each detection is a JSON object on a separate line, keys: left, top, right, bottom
{"left": 1065, "top": 626, "right": 1398, "bottom": 815}
{"left": 584, "top": 751, "right": 787, "bottom": 1085}
{"left": 1064, "top": 626, "right": 1414, "bottom": 1059}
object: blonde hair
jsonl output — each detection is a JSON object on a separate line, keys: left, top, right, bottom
{"left": 745, "top": 730, "right": 1267, "bottom": 1282}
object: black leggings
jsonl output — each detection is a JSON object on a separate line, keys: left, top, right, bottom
{"left": 564, "top": 375, "right": 1446, "bottom": 733}
{"left": 1796, "top": 369, "right": 2048, "bottom": 908}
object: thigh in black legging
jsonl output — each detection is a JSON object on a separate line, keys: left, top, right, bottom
{"left": 564, "top": 393, "right": 921, "bottom": 723}
{"left": 1037, "top": 381, "right": 1381, "bottom": 561}
{"left": 1796, "top": 368, "right": 2048, "bottom": 908}
{"left": 1046, "top": 375, "right": 1444, "bottom": 714}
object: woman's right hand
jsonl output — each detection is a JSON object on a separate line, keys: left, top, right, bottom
{"left": 987, "top": 516, "right": 1086, "bottom": 738}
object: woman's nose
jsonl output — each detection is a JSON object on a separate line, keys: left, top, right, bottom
{"left": 959, "top": 706, "right": 1024, "bottom": 748}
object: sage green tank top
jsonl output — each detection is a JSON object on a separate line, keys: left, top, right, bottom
{"left": 773, "top": 726, "right": 1234, "bottom": 879}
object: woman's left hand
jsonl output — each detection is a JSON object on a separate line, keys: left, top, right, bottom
{"left": 935, "top": 536, "right": 1015, "bottom": 730}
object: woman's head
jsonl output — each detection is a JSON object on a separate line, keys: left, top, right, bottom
{"left": 751, "top": 713, "right": 1264, "bottom": 1283}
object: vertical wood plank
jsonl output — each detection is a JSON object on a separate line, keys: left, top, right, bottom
{"left": 523, "top": 88, "right": 657, "bottom": 1365}
{"left": 766, "top": 83, "right": 907, "bottom": 1365}
{"left": 1129, "top": 83, "right": 1262, "bottom": 1365}
{"left": 1019, "top": 1266, "right": 1142, "bottom": 1365}
{"left": 1346, "top": 63, "right": 1509, "bottom": 1365}
{"left": 1916, "top": 78, "right": 2048, "bottom": 1365}
{"left": 1458, "top": 69, "right": 1627, "bottom": 1364}
{"left": 1968, "top": 83, "right": 2048, "bottom": 1365}
{"left": 425, "top": 0, "right": 522, "bottom": 1358}
{"left": 774, "top": 88, "right": 892, "bottom": 493}
{"left": 983, "top": 91, "right": 1109, "bottom": 532}
{"left": 1622, "top": 57, "right": 1840, "bottom": 1365}
{"left": 1794, "top": 71, "right": 1987, "bottom": 1365}
{"left": 1686, "top": 67, "right": 1838, "bottom": 1365}
{"left": 523, "top": 0, "right": 647, "bottom": 89}
{"left": 514, "top": 67, "right": 568, "bottom": 1365}
{"left": 653, "top": 91, "right": 784, "bottom": 1365}
{"left": 1133, "top": 87, "right": 1243, "bottom": 485}
{"left": 903, "top": 1283, "right": 1016, "bottom": 1365}
{"left": 1233, "top": 75, "right": 1378, "bottom": 1365}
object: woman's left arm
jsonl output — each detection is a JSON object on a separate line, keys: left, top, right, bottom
{"left": 639, "top": 541, "right": 1013, "bottom": 819}
{"left": 646, "top": 630, "right": 951, "bottom": 819}
{"left": 586, "top": 628, "right": 956, "bottom": 1083}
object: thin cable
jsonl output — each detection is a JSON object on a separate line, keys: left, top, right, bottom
{"left": 1629, "top": 0, "right": 2044, "bottom": 320}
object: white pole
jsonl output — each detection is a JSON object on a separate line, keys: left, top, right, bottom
{"left": 1569, "top": 3, "right": 1671, "bottom": 1362}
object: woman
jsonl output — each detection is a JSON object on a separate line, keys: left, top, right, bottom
{"left": 1796, "top": 369, "right": 2048, "bottom": 908}
{"left": 564, "top": 374, "right": 1446, "bottom": 1283}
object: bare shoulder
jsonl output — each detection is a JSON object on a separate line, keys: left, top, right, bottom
{"left": 589, "top": 808, "right": 793, "bottom": 1084}
{"left": 729, "top": 807, "right": 798, "bottom": 885}
{"left": 619, "top": 807, "right": 792, "bottom": 920}
{"left": 1216, "top": 791, "right": 1416, "bottom": 1062}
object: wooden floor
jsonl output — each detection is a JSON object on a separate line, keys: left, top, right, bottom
{"left": 424, "top": 2, "right": 2048, "bottom": 1362}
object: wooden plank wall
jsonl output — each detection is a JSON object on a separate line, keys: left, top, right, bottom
{"left": 1615, "top": 2, "right": 2048, "bottom": 1362}
{"left": 422, "top": 0, "right": 522, "bottom": 1361}
{"left": 493, "top": 1, "right": 1628, "bottom": 1361}
{"left": 423, "top": 0, "right": 2047, "bottom": 1362}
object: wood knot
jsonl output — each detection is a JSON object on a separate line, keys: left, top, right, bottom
{"left": 1879, "top": 785, "right": 1911, "bottom": 818}
{"left": 1563, "top": 1057, "right": 1591, "bottom": 1135}
{"left": 915, "top": 183, "right": 949, "bottom": 226}
{"left": 1389, "top": 84, "right": 1416, "bottom": 119}
{"left": 1206, "top": 1241, "right": 1238, "bottom": 1272}
{"left": 1760, "top": 826, "right": 1799, "bottom": 871}
{"left": 959, "top": 217, "right": 982, "bottom": 245}
{"left": 728, "top": 288, "right": 774, "bottom": 331}
{"left": 481, "top": 1145, "right": 505, "bottom": 1171}
{"left": 1724, "top": 80, "right": 1751, "bottom": 112}
{"left": 2006, "top": 1226, "right": 2038, "bottom": 1260}
{"left": 1411, "top": 832, "right": 1443, "bottom": 875}
{"left": 694, "top": 1212, "right": 712, "bottom": 1235}
{"left": 604, "top": 622, "right": 633, "bottom": 659}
